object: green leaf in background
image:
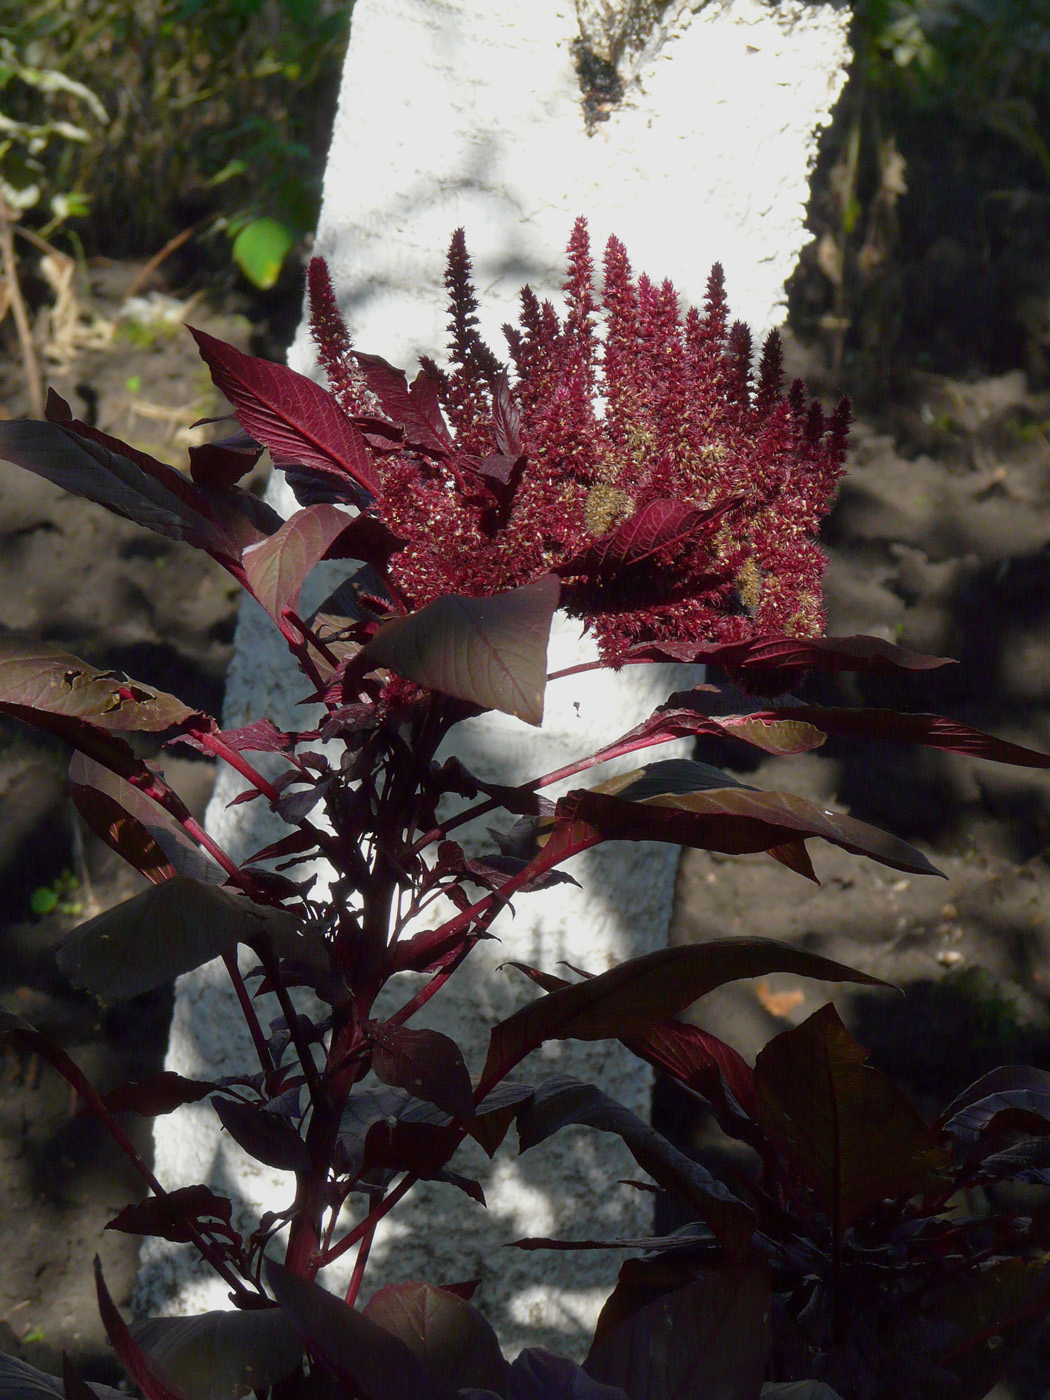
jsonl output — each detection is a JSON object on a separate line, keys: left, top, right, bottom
{"left": 231, "top": 216, "right": 295, "bottom": 289}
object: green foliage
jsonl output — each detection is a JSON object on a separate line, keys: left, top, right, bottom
{"left": 0, "top": 0, "right": 351, "bottom": 271}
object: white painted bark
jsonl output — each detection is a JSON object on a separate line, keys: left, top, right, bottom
{"left": 140, "top": 0, "right": 850, "bottom": 1355}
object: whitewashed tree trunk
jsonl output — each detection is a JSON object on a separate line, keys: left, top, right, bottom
{"left": 140, "top": 0, "right": 851, "bottom": 1356}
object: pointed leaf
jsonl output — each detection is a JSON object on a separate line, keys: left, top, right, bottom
{"left": 0, "top": 637, "right": 200, "bottom": 731}
{"left": 70, "top": 752, "right": 224, "bottom": 884}
{"left": 0, "top": 417, "right": 255, "bottom": 563}
{"left": 481, "top": 937, "right": 889, "bottom": 1095}
{"left": 190, "top": 328, "right": 380, "bottom": 497}
{"left": 749, "top": 706, "right": 1050, "bottom": 770}
{"left": 753, "top": 1004, "right": 950, "bottom": 1237}
{"left": 188, "top": 432, "right": 262, "bottom": 490}
{"left": 491, "top": 373, "right": 523, "bottom": 457}
{"left": 363, "top": 574, "right": 559, "bottom": 725}
{"left": 936, "top": 1065, "right": 1050, "bottom": 1131}
{"left": 131, "top": 1312, "right": 301, "bottom": 1400}
{"left": 561, "top": 498, "right": 738, "bottom": 577}
{"left": 106, "top": 1185, "right": 235, "bottom": 1245}
{"left": 355, "top": 352, "right": 451, "bottom": 457}
{"left": 94, "top": 1258, "right": 189, "bottom": 1400}
{"left": 624, "top": 633, "right": 955, "bottom": 678}
{"left": 242, "top": 504, "right": 357, "bottom": 619}
{"left": 369, "top": 1022, "right": 475, "bottom": 1124}
{"left": 554, "top": 758, "right": 942, "bottom": 878}
{"left": 586, "top": 1263, "right": 770, "bottom": 1400}
{"left": 362, "top": 1283, "right": 508, "bottom": 1394}
{"left": 516, "top": 1077, "right": 754, "bottom": 1256}
{"left": 55, "top": 876, "right": 304, "bottom": 1000}
{"left": 104, "top": 1071, "right": 214, "bottom": 1116}
{"left": 266, "top": 1260, "right": 457, "bottom": 1400}
{"left": 213, "top": 1096, "right": 311, "bottom": 1173}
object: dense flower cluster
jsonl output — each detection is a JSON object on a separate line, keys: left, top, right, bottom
{"left": 308, "top": 219, "right": 849, "bottom": 663}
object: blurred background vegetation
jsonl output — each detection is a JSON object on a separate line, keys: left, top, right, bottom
{"left": 0, "top": 0, "right": 1047, "bottom": 387}
{"left": 0, "top": 0, "right": 351, "bottom": 291}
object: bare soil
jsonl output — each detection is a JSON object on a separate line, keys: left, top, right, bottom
{"left": 2, "top": 258, "right": 1050, "bottom": 1393}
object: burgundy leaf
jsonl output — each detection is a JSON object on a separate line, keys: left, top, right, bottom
{"left": 586, "top": 1262, "right": 770, "bottom": 1400}
{"left": 105, "top": 1185, "right": 236, "bottom": 1244}
{"left": 94, "top": 1258, "right": 189, "bottom": 1400}
{"left": 354, "top": 352, "right": 452, "bottom": 457}
{"left": 266, "top": 1260, "right": 457, "bottom": 1400}
{"left": 213, "top": 718, "right": 295, "bottom": 752}
{"left": 369, "top": 1021, "right": 475, "bottom": 1124}
{"left": 753, "top": 1005, "right": 950, "bottom": 1239}
{"left": 622, "top": 632, "right": 955, "bottom": 678}
{"left": 480, "top": 937, "right": 887, "bottom": 1097}
{"left": 623, "top": 1018, "right": 756, "bottom": 1121}
{"left": 189, "top": 327, "right": 381, "bottom": 497}
{"left": 0, "top": 636, "right": 201, "bottom": 732}
{"left": 560, "top": 497, "right": 738, "bottom": 577}
{"left": 491, "top": 372, "right": 523, "bottom": 456}
{"left": 408, "top": 367, "right": 454, "bottom": 448}
{"left": 748, "top": 705, "right": 1050, "bottom": 770}
{"left": 509, "top": 1349, "right": 628, "bottom": 1400}
{"left": 212, "top": 1096, "right": 311, "bottom": 1174}
{"left": 362, "top": 1283, "right": 509, "bottom": 1395}
{"left": 0, "top": 413, "right": 252, "bottom": 564}
{"left": 936, "top": 1066, "right": 1050, "bottom": 1134}
{"left": 70, "top": 753, "right": 224, "bottom": 885}
{"left": 104, "top": 1071, "right": 215, "bottom": 1117}
{"left": 363, "top": 574, "right": 559, "bottom": 725}
{"left": 516, "top": 1077, "right": 754, "bottom": 1257}
{"left": 242, "top": 504, "right": 356, "bottom": 619}
{"left": 553, "top": 760, "right": 942, "bottom": 878}
{"left": 360, "top": 1117, "right": 462, "bottom": 1183}
{"left": 188, "top": 433, "right": 263, "bottom": 490}
{"left": 477, "top": 452, "right": 521, "bottom": 486}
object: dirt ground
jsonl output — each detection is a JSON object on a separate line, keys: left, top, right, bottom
{"left": 2, "top": 252, "right": 1050, "bottom": 1392}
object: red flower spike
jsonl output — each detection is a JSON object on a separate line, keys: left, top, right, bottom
{"left": 289, "top": 222, "right": 849, "bottom": 670}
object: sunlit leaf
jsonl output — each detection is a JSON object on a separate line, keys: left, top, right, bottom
{"left": 190, "top": 328, "right": 381, "bottom": 499}
{"left": 230, "top": 216, "right": 295, "bottom": 290}
{"left": 131, "top": 1311, "right": 301, "bottom": 1400}
{"left": 363, "top": 574, "right": 559, "bottom": 725}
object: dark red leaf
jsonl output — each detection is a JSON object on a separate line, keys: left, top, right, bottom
{"left": 623, "top": 632, "right": 955, "bottom": 677}
{"left": 354, "top": 352, "right": 451, "bottom": 457}
{"left": 491, "top": 372, "right": 523, "bottom": 456}
{"left": 212, "top": 1096, "right": 311, "bottom": 1173}
{"left": 55, "top": 877, "right": 308, "bottom": 1000}
{"left": 360, "top": 1117, "right": 461, "bottom": 1183}
{"left": 516, "top": 1077, "right": 754, "bottom": 1257}
{"left": 106, "top": 1185, "right": 235, "bottom": 1244}
{"left": 753, "top": 1005, "right": 950, "bottom": 1239}
{"left": 623, "top": 1018, "right": 755, "bottom": 1120}
{"left": 510, "top": 1349, "right": 628, "bottom": 1399}
{"left": 188, "top": 433, "right": 263, "bottom": 490}
{"left": 70, "top": 753, "right": 223, "bottom": 884}
{"left": 0, "top": 416, "right": 253, "bottom": 565}
{"left": 586, "top": 1261, "right": 770, "bottom": 1400}
{"left": 189, "top": 327, "right": 381, "bottom": 497}
{"left": 266, "top": 1260, "right": 457, "bottom": 1400}
{"left": 369, "top": 1021, "right": 475, "bottom": 1125}
{"left": 0, "top": 636, "right": 200, "bottom": 732}
{"left": 408, "top": 367, "right": 454, "bottom": 449}
{"left": 480, "top": 937, "right": 887, "bottom": 1097}
{"left": 559, "top": 498, "right": 738, "bottom": 577}
{"left": 362, "top": 1282, "right": 508, "bottom": 1394}
{"left": 553, "top": 759, "right": 942, "bottom": 878}
{"left": 104, "top": 1071, "right": 215, "bottom": 1117}
{"left": 214, "top": 718, "right": 295, "bottom": 752}
{"left": 749, "top": 705, "right": 1050, "bottom": 770}
{"left": 936, "top": 1066, "right": 1050, "bottom": 1134}
{"left": 94, "top": 1258, "right": 189, "bottom": 1400}
{"left": 363, "top": 574, "right": 559, "bottom": 725}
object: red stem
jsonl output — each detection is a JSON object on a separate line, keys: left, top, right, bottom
{"left": 321, "top": 1175, "right": 417, "bottom": 1270}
